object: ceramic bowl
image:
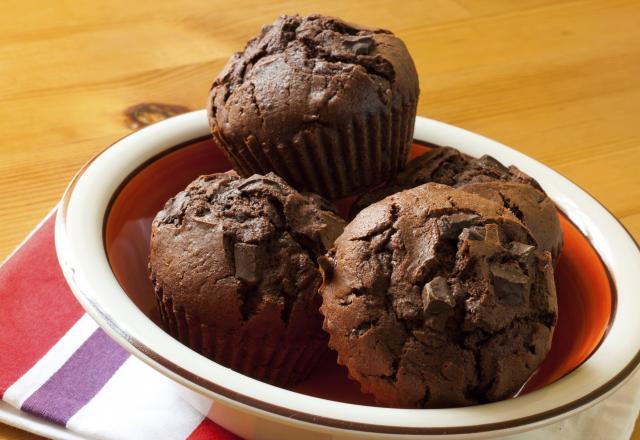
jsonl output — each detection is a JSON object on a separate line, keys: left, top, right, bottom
{"left": 55, "top": 111, "right": 640, "bottom": 439}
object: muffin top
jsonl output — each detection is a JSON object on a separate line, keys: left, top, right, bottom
{"left": 208, "top": 14, "right": 419, "bottom": 152}
{"left": 351, "top": 146, "right": 563, "bottom": 264}
{"left": 395, "top": 147, "right": 541, "bottom": 189}
{"left": 320, "top": 183, "right": 557, "bottom": 408}
{"left": 351, "top": 146, "right": 542, "bottom": 216}
{"left": 150, "top": 171, "right": 346, "bottom": 336}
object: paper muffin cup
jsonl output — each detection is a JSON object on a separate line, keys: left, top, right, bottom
{"left": 212, "top": 98, "right": 418, "bottom": 200}
{"left": 155, "top": 289, "right": 328, "bottom": 387}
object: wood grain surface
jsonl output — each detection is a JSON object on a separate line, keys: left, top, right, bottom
{"left": 1, "top": 1, "right": 639, "bottom": 439}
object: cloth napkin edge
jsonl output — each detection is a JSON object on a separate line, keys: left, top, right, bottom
{"left": 1, "top": 205, "right": 58, "bottom": 268}
{"left": 0, "top": 401, "right": 87, "bottom": 440}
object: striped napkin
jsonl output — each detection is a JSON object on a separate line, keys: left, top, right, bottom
{"left": 0, "top": 209, "right": 638, "bottom": 440}
{"left": 0, "top": 211, "right": 237, "bottom": 440}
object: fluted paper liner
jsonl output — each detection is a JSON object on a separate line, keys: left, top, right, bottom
{"left": 156, "top": 290, "right": 327, "bottom": 387}
{"left": 213, "top": 98, "right": 418, "bottom": 200}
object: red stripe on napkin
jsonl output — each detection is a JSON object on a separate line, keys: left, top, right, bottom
{"left": 188, "top": 418, "right": 240, "bottom": 440}
{"left": 0, "top": 213, "right": 84, "bottom": 397}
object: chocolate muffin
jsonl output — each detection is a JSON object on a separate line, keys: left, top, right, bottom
{"left": 320, "top": 183, "right": 557, "bottom": 408}
{"left": 150, "top": 171, "right": 346, "bottom": 386}
{"left": 351, "top": 146, "right": 563, "bottom": 263}
{"left": 207, "top": 14, "right": 420, "bottom": 200}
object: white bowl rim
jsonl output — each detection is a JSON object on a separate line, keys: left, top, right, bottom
{"left": 55, "top": 110, "right": 640, "bottom": 437}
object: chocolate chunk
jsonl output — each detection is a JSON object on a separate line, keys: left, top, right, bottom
{"left": 491, "top": 262, "right": 529, "bottom": 306}
{"left": 234, "top": 242, "right": 263, "bottom": 284}
{"left": 464, "top": 224, "right": 505, "bottom": 259}
{"left": 344, "top": 35, "right": 375, "bottom": 55}
{"left": 478, "top": 155, "right": 509, "bottom": 172}
{"left": 458, "top": 225, "right": 485, "bottom": 241}
{"left": 508, "top": 241, "right": 535, "bottom": 258}
{"left": 437, "top": 213, "right": 480, "bottom": 239}
{"left": 422, "top": 276, "right": 455, "bottom": 315}
{"left": 407, "top": 223, "right": 439, "bottom": 283}
{"left": 236, "top": 175, "right": 281, "bottom": 190}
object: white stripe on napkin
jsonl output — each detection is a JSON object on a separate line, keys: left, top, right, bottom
{"left": 66, "top": 356, "right": 205, "bottom": 440}
{"left": 3, "top": 315, "right": 98, "bottom": 409}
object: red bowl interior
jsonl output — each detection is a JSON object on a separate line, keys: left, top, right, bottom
{"left": 105, "top": 137, "right": 613, "bottom": 406}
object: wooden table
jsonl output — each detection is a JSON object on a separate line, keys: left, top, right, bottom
{"left": 1, "top": 0, "right": 639, "bottom": 438}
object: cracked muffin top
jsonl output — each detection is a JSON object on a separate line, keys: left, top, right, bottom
{"left": 206, "top": 14, "right": 419, "bottom": 199}
{"left": 208, "top": 14, "right": 418, "bottom": 148}
{"left": 351, "top": 146, "right": 543, "bottom": 216}
{"left": 149, "top": 171, "right": 346, "bottom": 337}
{"left": 320, "top": 183, "right": 557, "bottom": 408}
{"left": 351, "top": 146, "right": 563, "bottom": 264}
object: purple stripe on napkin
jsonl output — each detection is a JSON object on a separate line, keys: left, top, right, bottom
{"left": 21, "top": 328, "right": 129, "bottom": 425}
